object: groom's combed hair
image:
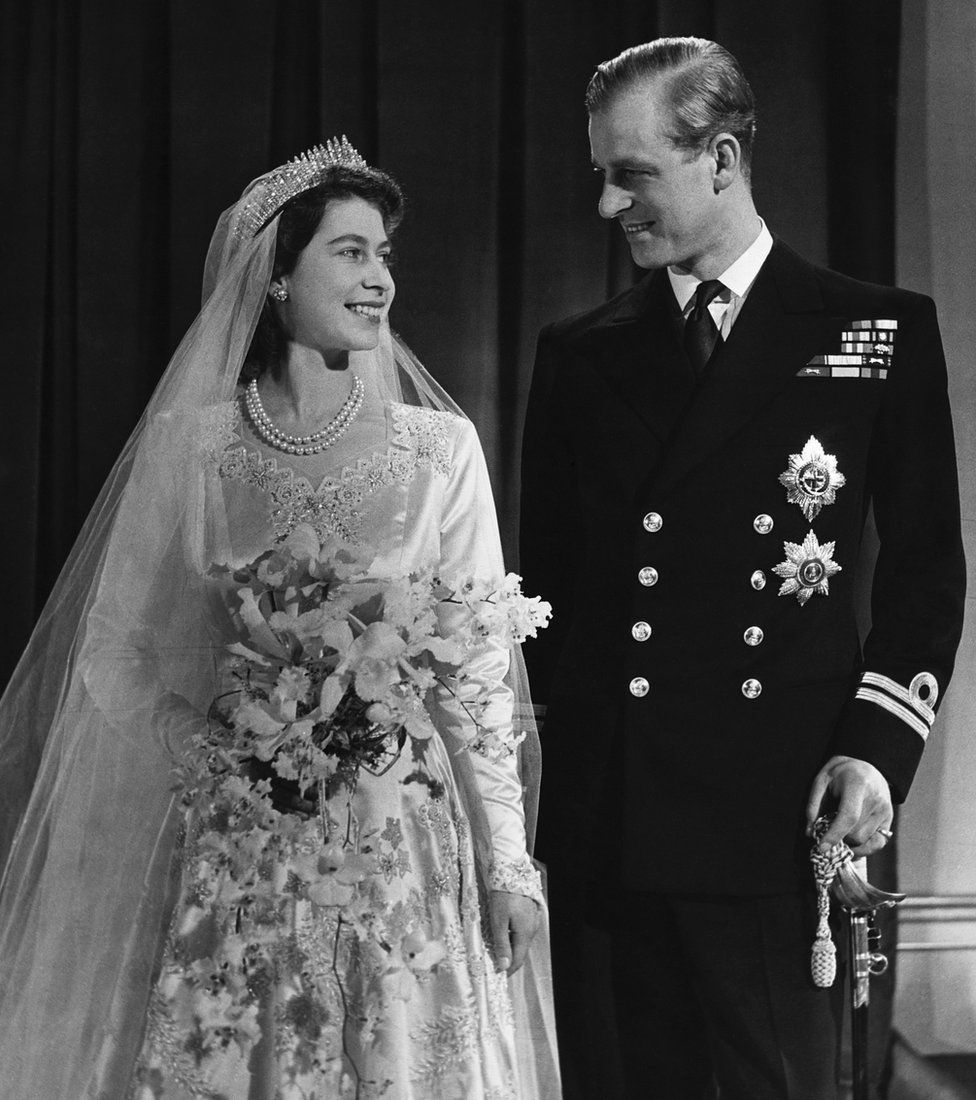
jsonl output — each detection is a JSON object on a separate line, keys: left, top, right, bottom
{"left": 586, "top": 37, "right": 757, "bottom": 178}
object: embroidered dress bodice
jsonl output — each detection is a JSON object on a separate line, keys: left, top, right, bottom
{"left": 206, "top": 397, "right": 452, "bottom": 565}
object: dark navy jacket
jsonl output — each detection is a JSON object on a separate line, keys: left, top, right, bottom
{"left": 519, "top": 240, "right": 966, "bottom": 895}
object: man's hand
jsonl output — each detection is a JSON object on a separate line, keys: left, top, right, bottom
{"left": 806, "top": 755, "right": 893, "bottom": 857}
{"left": 489, "top": 890, "right": 541, "bottom": 975}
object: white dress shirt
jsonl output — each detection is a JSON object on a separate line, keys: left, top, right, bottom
{"left": 667, "top": 217, "right": 774, "bottom": 341}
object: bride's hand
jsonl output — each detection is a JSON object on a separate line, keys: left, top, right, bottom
{"left": 242, "top": 756, "right": 317, "bottom": 816}
{"left": 489, "top": 890, "right": 541, "bottom": 975}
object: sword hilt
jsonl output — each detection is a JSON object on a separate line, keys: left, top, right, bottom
{"left": 809, "top": 816, "right": 904, "bottom": 990}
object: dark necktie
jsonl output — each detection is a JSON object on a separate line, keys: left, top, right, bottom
{"left": 683, "top": 279, "right": 725, "bottom": 376}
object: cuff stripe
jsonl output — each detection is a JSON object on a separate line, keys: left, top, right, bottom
{"left": 861, "top": 671, "right": 936, "bottom": 725}
{"left": 856, "top": 687, "right": 930, "bottom": 740}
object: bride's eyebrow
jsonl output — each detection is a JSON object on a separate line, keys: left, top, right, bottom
{"left": 327, "top": 233, "right": 391, "bottom": 248}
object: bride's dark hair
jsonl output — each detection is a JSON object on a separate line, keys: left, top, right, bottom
{"left": 243, "top": 165, "right": 405, "bottom": 379}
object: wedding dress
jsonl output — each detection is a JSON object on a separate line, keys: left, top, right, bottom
{"left": 129, "top": 392, "right": 546, "bottom": 1099}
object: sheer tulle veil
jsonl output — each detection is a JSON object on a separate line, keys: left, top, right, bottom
{"left": 0, "top": 158, "right": 556, "bottom": 1097}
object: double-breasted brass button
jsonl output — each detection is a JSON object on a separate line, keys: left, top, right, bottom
{"left": 750, "top": 570, "right": 766, "bottom": 590}
{"left": 632, "top": 621, "right": 652, "bottom": 642}
{"left": 753, "top": 514, "right": 774, "bottom": 534}
{"left": 743, "top": 626, "right": 764, "bottom": 646}
{"left": 741, "top": 678, "right": 763, "bottom": 699}
{"left": 642, "top": 512, "right": 663, "bottom": 533}
{"left": 638, "top": 566, "right": 659, "bottom": 587}
{"left": 629, "top": 677, "right": 650, "bottom": 697}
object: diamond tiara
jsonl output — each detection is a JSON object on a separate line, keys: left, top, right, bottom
{"left": 234, "top": 136, "right": 369, "bottom": 240}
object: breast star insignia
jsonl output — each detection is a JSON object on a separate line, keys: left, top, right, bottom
{"left": 773, "top": 530, "right": 842, "bottom": 605}
{"left": 778, "top": 435, "right": 846, "bottom": 521}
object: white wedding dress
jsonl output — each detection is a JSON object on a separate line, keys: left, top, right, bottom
{"left": 130, "top": 395, "right": 544, "bottom": 1100}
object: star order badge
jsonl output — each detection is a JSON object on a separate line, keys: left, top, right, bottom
{"left": 778, "top": 435, "right": 846, "bottom": 521}
{"left": 773, "top": 530, "right": 842, "bottom": 605}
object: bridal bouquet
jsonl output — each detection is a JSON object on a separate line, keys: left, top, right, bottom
{"left": 161, "top": 524, "right": 550, "bottom": 1076}
{"left": 177, "top": 520, "right": 550, "bottom": 868}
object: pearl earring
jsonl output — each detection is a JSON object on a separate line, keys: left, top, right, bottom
{"left": 269, "top": 285, "right": 289, "bottom": 302}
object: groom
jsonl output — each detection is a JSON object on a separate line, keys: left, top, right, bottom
{"left": 520, "top": 37, "right": 965, "bottom": 1098}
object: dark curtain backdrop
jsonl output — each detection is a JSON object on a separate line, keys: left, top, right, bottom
{"left": 0, "top": 0, "right": 902, "bottom": 1091}
{"left": 1, "top": 0, "right": 899, "bottom": 684}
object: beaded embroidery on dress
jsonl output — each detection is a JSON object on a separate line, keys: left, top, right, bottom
{"left": 132, "top": 759, "right": 521, "bottom": 1099}
{"left": 211, "top": 401, "right": 453, "bottom": 545}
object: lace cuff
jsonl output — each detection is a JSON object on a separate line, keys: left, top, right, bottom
{"left": 489, "top": 854, "right": 544, "bottom": 905}
{"left": 468, "top": 726, "right": 526, "bottom": 765}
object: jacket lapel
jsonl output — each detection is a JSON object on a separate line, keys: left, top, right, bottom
{"left": 650, "top": 241, "right": 833, "bottom": 498}
{"left": 586, "top": 270, "right": 695, "bottom": 445}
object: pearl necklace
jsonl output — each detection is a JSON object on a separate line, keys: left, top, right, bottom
{"left": 245, "top": 374, "right": 365, "bottom": 455}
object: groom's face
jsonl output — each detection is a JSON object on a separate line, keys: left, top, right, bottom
{"left": 589, "top": 80, "right": 723, "bottom": 273}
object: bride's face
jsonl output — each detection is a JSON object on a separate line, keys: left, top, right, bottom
{"left": 276, "top": 196, "right": 395, "bottom": 359}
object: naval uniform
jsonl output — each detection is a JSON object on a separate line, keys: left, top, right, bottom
{"left": 519, "top": 229, "right": 966, "bottom": 1098}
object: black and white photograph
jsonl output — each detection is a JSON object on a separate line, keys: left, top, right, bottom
{"left": 0, "top": 3, "right": 973, "bottom": 1098}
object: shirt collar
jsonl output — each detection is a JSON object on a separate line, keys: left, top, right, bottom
{"left": 667, "top": 217, "right": 773, "bottom": 312}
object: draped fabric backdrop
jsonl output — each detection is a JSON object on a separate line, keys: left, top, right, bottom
{"left": 1, "top": 0, "right": 909, "bottom": 1090}
{"left": 895, "top": 0, "right": 976, "bottom": 1060}
{"left": 1, "top": 0, "right": 900, "bottom": 673}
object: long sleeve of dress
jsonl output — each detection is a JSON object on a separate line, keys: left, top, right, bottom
{"left": 76, "top": 411, "right": 219, "bottom": 761}
{"left": 436, "top": 418, "right": 543, "bottom": 904}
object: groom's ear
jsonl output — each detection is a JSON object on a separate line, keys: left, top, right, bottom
{"left": 710, "top": 133, "right": 741, "bottom": 192}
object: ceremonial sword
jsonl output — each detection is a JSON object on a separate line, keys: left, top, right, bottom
{"left": 811, "top": 817, "right": 905, "bottom": 1100}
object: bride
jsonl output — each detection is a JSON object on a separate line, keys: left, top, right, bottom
{"left": 0, "top": 139, "right": 559, "bottom": 1099}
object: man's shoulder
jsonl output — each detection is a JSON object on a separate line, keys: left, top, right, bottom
{"left": 774, "top": 239, "right": 933, "bottom": 317}
{"left": 541, "top": 273, "right": 659, "bottom": 345}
